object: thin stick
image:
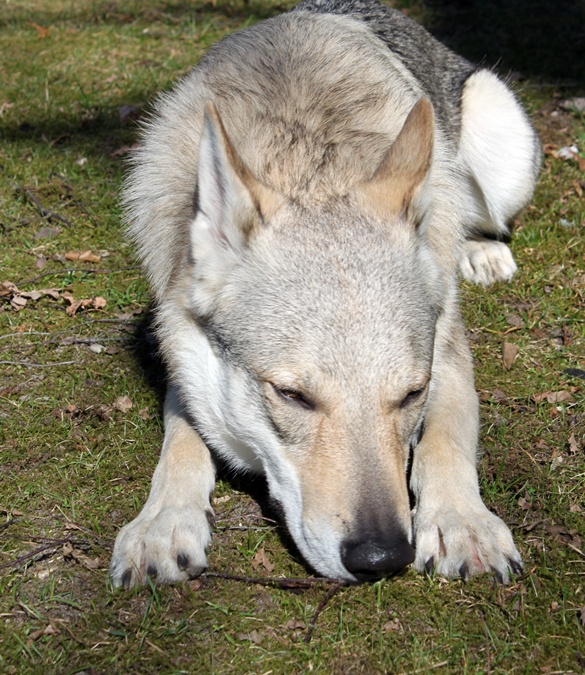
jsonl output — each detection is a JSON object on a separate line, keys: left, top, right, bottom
{"left": 17, "top": 265, "right": 140, "bottom": 287}
{"left": 0, "top": 536, "right": 92, "bottom": 570}
{"left": 14, "top": 183, "right": 73, "bottom": 228}
{"left": 202, "top": 571, "right": 345, "bottom": 589}
{"left": 0, "top": 360, "right": 79, "bottom": 368}
{"left": 304, "top": 581, "right": 346, "bottom": 644}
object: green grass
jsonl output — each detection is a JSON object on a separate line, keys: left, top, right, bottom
{"left": 1, "top": 1, "right": 584, "bottom": 673}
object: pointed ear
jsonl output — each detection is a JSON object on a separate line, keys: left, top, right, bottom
{"left": 194, "top": 101, "right": 260, "bottom": 254}
{"left": 353, "top": 98, "right": 434, "bottom": 223}
{"left": 190, "top": 102, "right": 280, "bottom": 310}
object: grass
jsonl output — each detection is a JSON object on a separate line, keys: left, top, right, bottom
{"left": 0, "top": 0, "right": 584, "bottom": 673}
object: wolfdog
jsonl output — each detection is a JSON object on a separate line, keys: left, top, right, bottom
{"left": 110, "top": 0, "right": 540, "bottom": 587}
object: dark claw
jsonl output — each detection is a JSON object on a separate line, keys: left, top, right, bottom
{"left": 459, "top": 562, "right": 469, "bottom": 581}
{"left": 147, "top": 565, "right": 158, "bottom": 579}
{"left": 206, "top": 509, "right": 216, "bottom": 528}
{"left": 492, "top": 568, "right": 504, "bottom": 585}
{"left": 424, "top": 557, "right": 435, "bottom": 576}
{"left": 507, "top": 558, "right": 524, "bottom": 576}
{"left": 177, "top": 553, "right": 189, "bottom": 571}
{"left": 121, "top": 569, "right": 133, "bottom": 590}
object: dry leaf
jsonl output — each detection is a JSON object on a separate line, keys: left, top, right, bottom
{"left": 0, "top": 385, "right": 21, "bottom": 397}
{"left": 64, "top": 522, "right": 80, "bottom": 530}
{"left": 506, "top": 313, "right": 525, "bottom": 328}
{"left": 26, "top": 624, "right": 59, "bottom": 647}
{"left": 382, "top": 619, "right": 401, "bottom": 632}
{"left": 20, "top": 290, "right": 43, "bottom": 301}
{"left": 1, "top": 282, "right": 63, "bottom": 311}
{"left": 555, "top": 145, "right": 579, "bottom": 161}
{"left": 560, "top": 97, "right": 585, "bottom": 113}
{"left": 517, "top": 497, "right": 531, "bottom": 511}
{"left": 285, "top": 619, "right": 306, "bottom": 631}
{"left": 40, "top": 288, "right": 61, "bottom": 300}
{"left": 113, "top": 395, "right": 133, "bottom": 413}
{"left": 10, "top": 295, "right": 27, "bottom": 310}
{"left": 35, "top": 225, "right": 60, "bottom": 239}
{"left": 248, "top": 630, "right": 263, "bottom": 645}
{"left": 63, "top": 541, "right": 100, "bottom": 570}
{"left": 491, "top": 389, "right": 508, "bottom": 403}
{"left": 187, "top": 578, "right": 202, "bottom": 591}
{"left": 502, "top": 342, "right": 518, "bottom": 370}
{"left": 568, "top": 434, "right": 580, "bottom": 455}
{"left": 30, "top": 22, "right": 50, "bottom": 38}
{"left": 251, "top": 547, "right": 275, "bottom": 572}
{"left": 64, "top": 250, "right": 101, "bottom": 264}
{"left": 62, "top": 292, "right": 106, "bottom": 316}
{"left": 0, "top": 281, "right": 15, "bottom": 297}
{"left": 238, "top": 630, "right": 264, "bottom": 644}
{"left": 534, "top": 390, "right": 574, "bottom": 405}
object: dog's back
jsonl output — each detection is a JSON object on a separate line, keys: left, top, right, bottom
{"left": 293, "top": 0, "right": 475, "bottom": 140}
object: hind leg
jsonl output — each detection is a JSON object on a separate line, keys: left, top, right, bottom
{"left": 457, "top": 69, "right": 540, "bottom": 285}
{"left": 459, "top": 238, "right": 517, "bottom": 285}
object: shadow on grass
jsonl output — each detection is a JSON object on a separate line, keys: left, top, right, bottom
{"left": 2, "top": 0, "right": 584, "bottom": 170}
{"left": 425, "top": 0, "right": 585, "bottom": 84}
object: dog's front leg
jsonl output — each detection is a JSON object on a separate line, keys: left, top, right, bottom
{"left": 410, "top": 321, "right": 522, "bottom": 582}
{"left": 110, "top": 384, "right": 215, "bottom": 588}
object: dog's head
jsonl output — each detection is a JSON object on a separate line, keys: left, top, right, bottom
{"left": 168, "top": 99, "right": 451, "bottom": 580}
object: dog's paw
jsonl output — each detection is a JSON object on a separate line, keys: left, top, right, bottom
{"left": 413, "top": 504, "right": 522, "bottom": 583}
{"left": 459, "top": 239, "right": 517, "bottom": 285}
{"left": 110, "top": 505, "right": 213, "bottom": 588}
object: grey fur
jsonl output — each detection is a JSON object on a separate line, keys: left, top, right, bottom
{"left": 293, "top": 0, "right": 475, "bottom": 141}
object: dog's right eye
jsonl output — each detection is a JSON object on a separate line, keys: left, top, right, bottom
{"left": 400, "top": 388, "right": 424, "bottom": 408}
{"left": 272, "top": 385, "right": 314, "bottom": 410}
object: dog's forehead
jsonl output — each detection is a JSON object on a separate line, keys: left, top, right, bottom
{"left": 218, "top": 206, "right": 437, "bottom": 378}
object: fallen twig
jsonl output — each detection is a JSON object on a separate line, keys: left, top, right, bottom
{"left": 14, "top": 183, "right": 73, "bottom": 228}
{"left": 17, "top": 265, "right": 140, "bottom": 287}
{"left": 214, "top": 525, "right": 275, "bottom": 532}
{"left": 304, "top": 581, "right": 346, "bottom": 644}
{"left": 0, "top": 536, "right": 90, "bottom": 570}
{"left": 0, "top": 331, "right": 52, "bottom": 341}
{"left": 203, "top": 571, "right": 345, "bottom": 590}
{"left": 0, "top": 360, "right": 79, "bottom": 368}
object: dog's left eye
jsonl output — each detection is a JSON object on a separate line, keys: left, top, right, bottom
{"left": 400, "top": 388, "right": 424, "bottom": 408}
{"left": 272, "top": 385, "right": 314, "bottom": 410}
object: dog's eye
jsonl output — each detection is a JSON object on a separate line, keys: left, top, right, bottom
{"left": 400, "top": 388, "right": 424, "bottom": 408}
{"left": 272, "top": 385, "right": 314, "bottom": 410}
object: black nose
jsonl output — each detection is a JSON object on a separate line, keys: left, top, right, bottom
{"left": 341, "top": 533, "right": 415, "bottom": 580}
